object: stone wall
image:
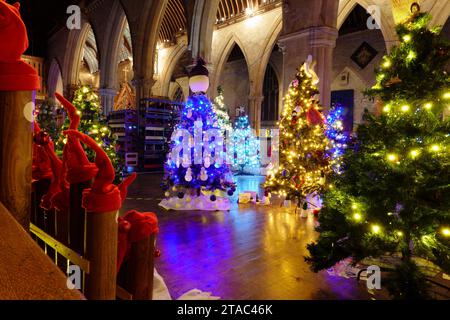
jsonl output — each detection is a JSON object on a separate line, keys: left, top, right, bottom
{"left": 332, "top": 28, "right": 386, "bottom": 126}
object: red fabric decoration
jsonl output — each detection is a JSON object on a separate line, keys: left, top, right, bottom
{"left": 117, "top": 210, "right": 159, "bottom": 272}
{"left": 118, "top": 172, "right": 137, "bottom": 206}
{"left": 117, "top": 218, "right": 131, "bottom": 272}
{"left": 0, "top": 1, "right": 40, "bottom": 90}
{"left": 64, "top": 130, "right": 121, "bottom": 213}
{"left": 306, "top": 106, "right": 324, "bottom": 126}
{"left": 55, "top": 93, "right": 98, "bottom": 184}
{"left": 32, "top": 122, "right": 68, "bottom": 212}
{"left": 32, "top": 124, "right": 53, "bottom": 181}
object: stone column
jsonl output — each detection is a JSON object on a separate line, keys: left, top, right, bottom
{"left": 248, "top": 95, "right": 264, "bottom": 135}
{"left": 310, "top": 26, "right": 338, "bottom": 111}
{"left": 132, "top": 78, "right": 155, "bottom": 106}
{"left": 278, "top": 26, "right": 338, "bottom": 111}
{"left": 99, "top": 87, "right": 117, "bottom": 116}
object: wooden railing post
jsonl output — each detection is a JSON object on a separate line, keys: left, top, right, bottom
{"left": 0, "top": 91, "right": 34, "bottom": 230}
{"left": 69, "top": 181, "right": 91, "bottom": 254}
{"left": 84, "top": 210, "right": 118, "bottom": 300}
{"left": 31, "top": 179, "right": 51, "bottom": 248}
{"left": 127, "top": 234, "right": 156, "bottom": 300}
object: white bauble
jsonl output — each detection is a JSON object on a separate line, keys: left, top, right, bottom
{"left": 204, "top": 156, "right": 211, "bottom": 168}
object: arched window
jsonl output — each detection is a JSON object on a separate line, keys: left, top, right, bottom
{"left": 262, "top": 64, "right": 279, "bottom": 122}
{"left": 173, "top": 86, "right": 185, "bottom": 103}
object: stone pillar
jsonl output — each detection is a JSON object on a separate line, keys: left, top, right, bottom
{"left": 99, "top": 88, "right": 117, "bottom": 116}
{"left": 132, "top": 78, "right": 155, "bottom": 106}
{"left": 310, "top": 27, "right": 338, "bottom": 111}
{"left": 278, "top": 26, "right": 338, "bottom": 111}
{"left": 248, "top": 95, "right": 264, "bottom": 135}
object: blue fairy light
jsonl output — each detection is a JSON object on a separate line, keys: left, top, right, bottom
{"left": 325, "top": 104, "right": 350, "bottom": 174}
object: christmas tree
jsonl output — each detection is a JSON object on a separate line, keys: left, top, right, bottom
{"left": 264, "top": 56, "right": 331, "bottom": 208}
{"left": 232, "top": 114, "right": 260, "bottom": 174}
{"left": 306, "top": 11, "right": 450, "bottom": 299}
{"left": 212, "top": 86, "right": 233, "bottom": 134}
{"left": 36, "top": 98, "right": 60, "bottom": 142}
{"left": 56, "top": 86, "right": 121, "bottom": 178}
{"left": 160, "top": 59, "right": 235, "bottom": 211}
{"left": 325, "top": 104, "right": 350, "bottom": 174}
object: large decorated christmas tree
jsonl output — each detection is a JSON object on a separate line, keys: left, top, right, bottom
{"left": 306, "top": 10, "right": 450, "bottom": 299}
{"left": 56, "top": 86, "right": 121, "bottom": 178}
{"left": 264, "top": 56, "right": 331, "bottom": 208}
{"left": 160, "top": 59, "right": 235, "bottom": 211}
{"left": 232, "top": 113, "right": 260, "bottom": 174}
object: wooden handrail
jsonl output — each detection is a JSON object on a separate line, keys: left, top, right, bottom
{"left": 0, "top": 202, "right": 84, "bottom": 300}
{"left": 30, "top": 223, "right": 90, "bottom": 273}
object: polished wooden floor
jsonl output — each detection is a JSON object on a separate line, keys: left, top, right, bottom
{"left": 122, "top": 174, "right": 371, "bottom": 300}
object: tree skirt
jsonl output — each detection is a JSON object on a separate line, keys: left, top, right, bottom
{"left": 159, "top": 195, "right": 231, "bottom": 211}
{"left": 153, "top": 268, "right": 220, "bottom": 300}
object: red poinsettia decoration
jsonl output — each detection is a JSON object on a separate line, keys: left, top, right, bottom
{"left": 306, "top": 106, "right": 324, "bottom": 126}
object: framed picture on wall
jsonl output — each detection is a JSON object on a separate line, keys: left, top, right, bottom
{"left": 351, "top": 41, "right": 378, "bottom": 69}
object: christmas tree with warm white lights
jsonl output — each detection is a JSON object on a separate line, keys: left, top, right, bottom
{"left": 212, "top": 86, "right": 233, "bottom": 134}
{"left": 264, "top": 56, "right": 331, "bottom": 208}
{"left": 56, "top": 85, "right": 120, "bottom": 176}
{"left": 306, "top": 9, "right": 450, "bottom": 299}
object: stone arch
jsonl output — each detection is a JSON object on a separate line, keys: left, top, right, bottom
{"left": 63, "top": 20, "right": 92, "bottom": 95}
{"left": 211, "top": 33, "right": 251, "bottom": 97}
{"left": 253, "top": 15, "right": 283, "bottom": 98}
{"left": 337, "top": 0, "right": 396, "bottom": 50}
{"left": 120, "top": 0, "right": 168, "bottom": 99}
{"left": 160, "top": 43, "right": 189, "bottom": 97}
{"left": 47, "top": 58, "right": 64, "bottom": 98}
{"left": 190, "top": 0, "right": 221, "bottom": 60}
{"left": 99, "top": 1, "right": 128, "bottom": 91}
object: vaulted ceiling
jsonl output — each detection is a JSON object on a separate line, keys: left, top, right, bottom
{"left": 118, "top": 21, "right": 133, "bottom": 63}
{"left": 159, "top": 0, "right": 188, "bottom": 43}
{"left": 216, "top": 0, "right": 280, "bottom": 24}
{"left": 83, "top": 26, "right": 99, "bottom": 74}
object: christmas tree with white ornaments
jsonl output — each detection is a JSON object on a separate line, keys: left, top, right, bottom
{"left": 160, "top": 58, "right": 235, "bottom": 211}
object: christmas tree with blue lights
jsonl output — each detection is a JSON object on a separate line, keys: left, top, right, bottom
{"left": 232, "top": 113, "right": 260, "bottom": 174}
{"left": 160, "top": 59, "right": 235, "bottom": 211}
{"left": 325, "top": 104, "right": 350, "bottom": 174}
